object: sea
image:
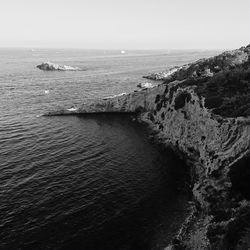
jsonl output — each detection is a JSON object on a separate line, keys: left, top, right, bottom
{"left": 0, "top": 48, "right": 220, "bottom": 250}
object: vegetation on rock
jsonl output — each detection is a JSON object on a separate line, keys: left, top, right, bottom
{"left": 163, "top": 45, "right": 250, "bottom": 118}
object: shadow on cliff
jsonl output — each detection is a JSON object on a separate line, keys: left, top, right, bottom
{"left": 230, "top": 155, "right": 250, "bottom": 200}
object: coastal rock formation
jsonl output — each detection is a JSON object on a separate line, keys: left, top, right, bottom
{"left": 37, "top": 62, "right": 81, "bottom": 71}
{"left": 144, "top": 46, "right": 249, "bottom": 82}
{"left": 45, "top": 45, "right": 250, "bottom": 249}
{"left": 143, "top": 66, "right": 180, "bottom": 81}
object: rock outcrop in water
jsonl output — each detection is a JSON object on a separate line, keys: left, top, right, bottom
{"left": 137, "top": 82, "right": 154, "bottom": 89}
{"left": 37, "top": 62, "right": 81, "bottom": 71}
{"left": 45, "top": 45, "right": 250, "bottom": 249}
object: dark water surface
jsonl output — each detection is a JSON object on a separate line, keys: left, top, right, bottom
{"left": 0, "top": 49, "right": 219, "bottom": 249}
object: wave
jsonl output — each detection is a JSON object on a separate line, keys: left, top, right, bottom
{"left": 104, "top": 92, "right": 127, "bottom": 99}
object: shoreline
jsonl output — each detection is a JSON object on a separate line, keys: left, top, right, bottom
{"left": 44, "top": 44, "right": 250, "bottom": 249}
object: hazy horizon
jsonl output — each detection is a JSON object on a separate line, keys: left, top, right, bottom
{"left": 1, "top": 0, "right": 249, "bottom": 50}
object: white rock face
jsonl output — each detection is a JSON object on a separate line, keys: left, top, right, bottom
{"left": 37, "top": 62, "right": 81, "bottom": 71}
{"left": 143, "top": 66, "right": 180, "bottom": 80}
{"left": 137, "top": 82, "right": 154, "bottom": 89}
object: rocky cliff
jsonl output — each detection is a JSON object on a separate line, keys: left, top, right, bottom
{"left": 45, "top": 45, "right": 250, "bottom": 249}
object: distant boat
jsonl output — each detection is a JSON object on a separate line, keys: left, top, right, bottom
{"left": 121, "top": 50, "right": 126, "bottom": 54}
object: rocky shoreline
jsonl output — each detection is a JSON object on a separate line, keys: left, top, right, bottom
{"left": 45, "top": 44, "right": 250, "bottom": 249}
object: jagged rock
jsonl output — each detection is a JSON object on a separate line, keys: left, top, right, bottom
{"left": 37, "top": 62, "right": 81, "bottom": 71}
{"left": 44, "top": 44, "right": 250, "bottom": 249}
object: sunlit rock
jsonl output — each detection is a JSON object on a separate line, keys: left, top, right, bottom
{"left": 137, "top": 82, "right": 154, "bottom": 89}
{"left": 37, "top": 62, "right": 81, "bottom": 71}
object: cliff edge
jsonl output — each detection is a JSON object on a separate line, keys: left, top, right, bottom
{"left": 45, "top": 45, "right": 250, "bottom": 249}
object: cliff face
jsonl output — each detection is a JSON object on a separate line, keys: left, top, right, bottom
{"left": 139, "top": 83, "right": 250, "bottom": 249}
{"left": 46, "top": 45, "right": 250, "bottom": 249}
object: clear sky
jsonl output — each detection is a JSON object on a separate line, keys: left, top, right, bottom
{"left": 0, "top": 0, "right": 249, "bottom": 49}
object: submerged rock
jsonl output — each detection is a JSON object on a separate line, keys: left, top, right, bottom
{"left": 37, "top": 62, "right": 81, "bottom": 71}
{"left": 45, "top": 44, "right": 250, "bottom": 249}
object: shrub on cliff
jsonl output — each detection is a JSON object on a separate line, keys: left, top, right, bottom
{"left": 198, "top": 67, "right": 250, "bottom": 117}
{"left": 176, "top": 65, "right": 250, "bottom": 117}
{"left": 237, "top": 226, "right": 250, "bottom": 250}
{"left": 174, "top": 91, "right": 192, "bottom": 110}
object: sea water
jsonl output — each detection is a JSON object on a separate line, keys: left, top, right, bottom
{"left": 0, "top": 48, "right": 219, "bottom": 249}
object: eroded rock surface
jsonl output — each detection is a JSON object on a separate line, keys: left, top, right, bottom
{"left": 45, "top": 44, "right": 250, "bottom": 249}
